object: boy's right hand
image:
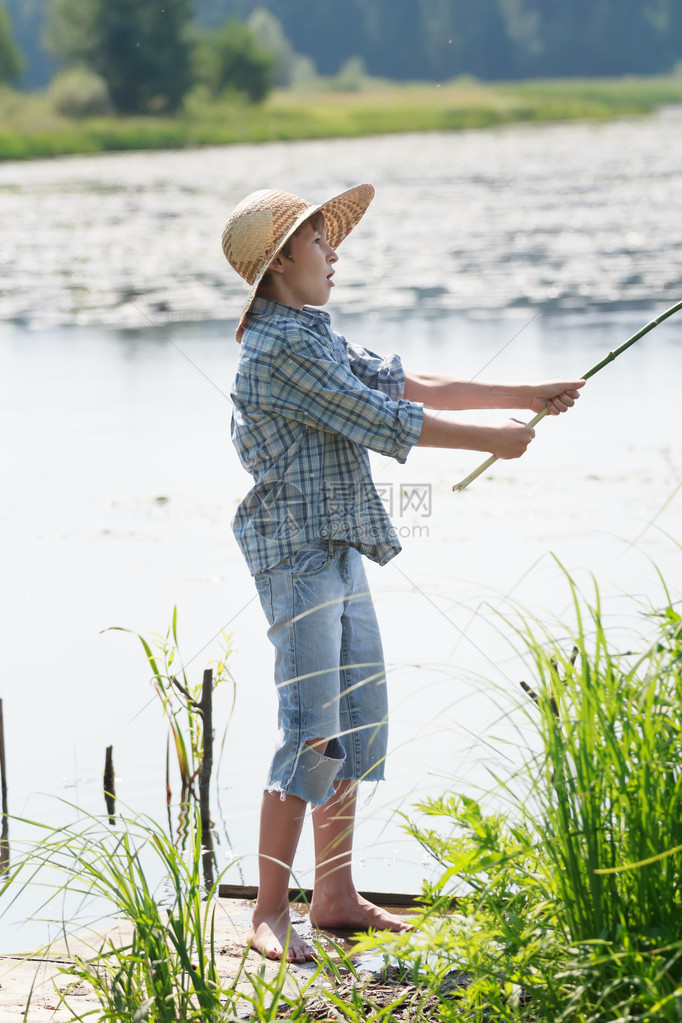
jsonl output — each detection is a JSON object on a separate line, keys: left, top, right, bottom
{"left": 489, "top": 418, "right": 536, "bottom": 459}
{"left": 417, "top": 411, "right": 537, "bottom": 456}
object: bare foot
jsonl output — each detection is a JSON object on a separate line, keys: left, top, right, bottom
{"left": 309, "top": 890, "right": 413, "bottom": 933}
{"left": 248, "top": 912, "right": 316, "bottom": 963}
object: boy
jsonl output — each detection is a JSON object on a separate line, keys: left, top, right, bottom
{"left": 222, "top": 184, "right": 583, "bottom": 963}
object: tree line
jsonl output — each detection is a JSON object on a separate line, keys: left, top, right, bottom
{"left": 1, "top": 0, "right": 277, "bottom": 112}
{"left": 2, "top": 0, "right": 682, "bottom": 112}
{"left": 236, "top": 0, "right": 682, "bottom": 81}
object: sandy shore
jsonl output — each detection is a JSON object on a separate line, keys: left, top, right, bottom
{"left": 0, "top": 898, "right": 319, "bottom": 1021}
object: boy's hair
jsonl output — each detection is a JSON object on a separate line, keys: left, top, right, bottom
{"left": 257, "top": 210, "right": 326, "bottom": 292}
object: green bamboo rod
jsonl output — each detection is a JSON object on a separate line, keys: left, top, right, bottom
{"left": 452, "top": 300, "right": 682, "bottom": 493}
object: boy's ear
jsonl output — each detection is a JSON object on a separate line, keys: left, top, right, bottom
{"left": 267, "top": 254, "right": 286, "bottom": 275}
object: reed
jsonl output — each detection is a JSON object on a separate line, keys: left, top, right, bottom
{"left": 357, "top": 566, "right": 682, "bottom": 1021}
{"left": 3, "top": 807, "right": 241, "bottom": 1020}
{"left": 529, "top": 586, "right": 682, "bottom": 947}
{"left": 3, "top": 807, "right": 403, "bottom": 1022}
{"left": 524, "top": 577, "right": 682, "bottom": 1019}
{"left": 108, "top": 608, "right": 235, "bottom": 806}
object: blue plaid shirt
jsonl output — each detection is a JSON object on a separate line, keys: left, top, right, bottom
{"left": 231, "top": 298, "right": 424, "bottom": 576}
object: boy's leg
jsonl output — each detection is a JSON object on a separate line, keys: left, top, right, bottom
{"left": 309, "top": 778, "right": 411, "bottom": 932}
{"left": 249, "top": 545, "right": 350, "bottom": 962}
{"left": 250, "top": 542, "right": 400, "bottom": 956}
{"left": 248, "top": 789, "right": 315, "bottom": 962}
{"left": 307, "top": 548, "right": 408, "bottom": 931}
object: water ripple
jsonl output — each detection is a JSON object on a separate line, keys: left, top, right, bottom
{"left": 1, "top": 109, "right": 681, "bottom": 329}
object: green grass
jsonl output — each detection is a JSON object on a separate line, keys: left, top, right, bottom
{"left": 356, "top": 564, "right": 682, "bottom": 1021}
{"left": 2, "top": 73, "right": 682, "bottom": 160}
{"left": 4, "top": 566, "right": 682, "bottom": 1021}
{"left": 3, "top": 808, "right": 423, "bottom": 1022}
{"left": 3, "top": 808, "right": 243, "bottom": 1021}
{"left": 107, "top": 607, "right": 235, "bottom": 803}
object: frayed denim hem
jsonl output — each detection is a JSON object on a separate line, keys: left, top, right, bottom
{"left": 266, "top": 736, "right": 347, "bottom": 806}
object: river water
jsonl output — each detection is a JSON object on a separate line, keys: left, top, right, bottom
{"left": 1, "top": 111, "right": 681, "bottom": 951}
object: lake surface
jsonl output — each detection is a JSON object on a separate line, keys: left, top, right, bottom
{"left": 1, "top": 113, "right": 681, "bottom": 951}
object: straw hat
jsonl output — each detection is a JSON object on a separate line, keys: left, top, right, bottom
{"left": 221, "top": 183, "right": 375, "bottom": 341}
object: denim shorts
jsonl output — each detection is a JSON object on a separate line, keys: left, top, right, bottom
{"left": 253, "top": 541, "right": 388, "bottom": 806}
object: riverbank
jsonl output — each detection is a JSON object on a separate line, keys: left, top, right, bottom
{"left": 2, "top": 74, "right": 682, "bottom": 160}
{"left": 0, "top": 897, "right": 362, "bottom": 1021}
{"left": 0, "top": 900, "right": 256, "bottom": 1022}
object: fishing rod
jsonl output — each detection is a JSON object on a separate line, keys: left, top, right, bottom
{"left": 452, "top": 299, "right": 682, "bottom": 493}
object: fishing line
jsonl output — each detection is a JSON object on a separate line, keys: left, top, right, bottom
{"left": 461, "top": 309, "right": 541, "bottom": 386}
{"left": 372, "top": 309, "right": 540, "bottom": 480}
{"left": 132, "top": 303, "right": 232, "bottom": 402}
{"left": 444, "top": 551, "right": 549, "bottom": 668}
{"left": 180, "top": 593, "right": 258, "bottom": 670}
{"left": 453, "top": 299, "right": 682, "bottom": 492}
{"left": 125, "top": 305, "right": 557, "bottom": 724}
{"left": 626, "top": 479, "right": 682, "bottom": 550}
{"left": 126, "top": 302, "right": 541, "bottom": 686}
{"left": 388, "top": 558, "right": 518, "bottom": 689}
{"left": 105, "top": 304, "right": 246, "bottom": 729}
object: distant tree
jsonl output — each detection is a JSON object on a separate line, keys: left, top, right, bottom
{"left": 195, "top": 0, "right": 512, "bottom": 80}
{"left": 246, "top": 8, "right": 316, "bottom": 87}
{"left": 45, "top": 0, "right": 194, "bottom": 114}
{"left": 4, "top": 0, "right": 55, "bottom": 88}
{"left": 198, "top": 0, "right": 682, "bottom": 80}
{"left": 655, "top": 0, "right": 682, "bottom": 71}
{"left": 95, "top": 0, "right": 194, "bottom": 112}
{"left": 502, "top": 0, "right": 667, "bottom": 77}
{"left": 194, "top": 0, "right": 366, "bottom": 78}
{"left": 197, "top": 17, "right": 274, "bottom": 100}
{"left": 421, "top": 0, "right": 515, "bottom": 80}
{"left": 44, "top": 0, "right": 96, "bottom": 67}
{"left": 0, "top": 1, "right": 25, "bottom": 82}
{"left": 42, "top": 0, "right": 682, "bottom": 93}
{"left": 357, "top": 0, "right": 422, "bottom": 78}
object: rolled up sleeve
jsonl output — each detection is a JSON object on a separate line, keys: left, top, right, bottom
{"left": 343, "top": 339, "right": 406, "bottom": 400}
{"left": 270, "top": 328, "right": 423, "bottom": 463}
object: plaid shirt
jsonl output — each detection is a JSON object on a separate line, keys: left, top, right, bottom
{"left": 231, "top": 298, "right": 424, "bottom": 576}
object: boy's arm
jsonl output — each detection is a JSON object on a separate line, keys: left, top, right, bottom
{"left": 417, "top": 412, "right": 536, "bottom": 460}
{"left": 269, "top": 329, "right": 423, "bottom": 464}
{"left": 404, "top": 372, "right": 584, "bottom": 415}
{"left": 408, "top": 373, "right": 585, "bottom": 459}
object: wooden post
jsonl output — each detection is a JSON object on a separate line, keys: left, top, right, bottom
{"left": 199, "top": 668, "right": 214, "bottom": 889}
{"left": 199, "top": 669, "right": 213, "bottom": 835}
{"left": 103, "top": 745, "right": 116, "bottom": 824}
{"left": 0, "top": 699, "right": 8, "bottom": 873}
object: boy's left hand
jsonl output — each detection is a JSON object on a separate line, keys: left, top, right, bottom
{"left": 528, "top": 380, "right": 585, "bottom": 416}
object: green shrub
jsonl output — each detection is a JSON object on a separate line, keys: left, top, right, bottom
{"left": 195, "top": 18, "right": 275, "bottom": 103}
{"left": 48, "top": 65, "right": 112, "bottom": 118}
{"left": 331, "top": 57, "right": 370, "bottom": 93}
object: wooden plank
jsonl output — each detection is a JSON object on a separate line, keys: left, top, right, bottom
{"left": 218, "top": 884, "right": 427, "bottom": 908}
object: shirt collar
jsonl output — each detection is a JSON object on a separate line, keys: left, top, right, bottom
{"left": 249, "top": 297, "right": 332, "bottom": 329}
